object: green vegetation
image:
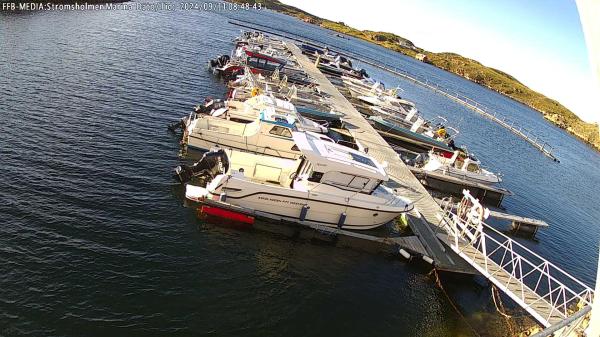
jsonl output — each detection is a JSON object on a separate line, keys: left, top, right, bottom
{"left": 229, "top": 0, "right": 600, "bottom": 151}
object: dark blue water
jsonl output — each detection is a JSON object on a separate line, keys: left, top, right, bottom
{"left": 1, "top": 3, "right": 598, "bottom": 336}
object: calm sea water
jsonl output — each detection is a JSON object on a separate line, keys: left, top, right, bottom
{"left": 1, "top": 3, "right": 599, "bottom": 336}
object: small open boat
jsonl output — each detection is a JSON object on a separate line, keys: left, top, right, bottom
{"left": 369, "top": 115, "right": 455, "bottom": 154}
{"left": 417, "top": 150, "right": 502, "bottom": 185}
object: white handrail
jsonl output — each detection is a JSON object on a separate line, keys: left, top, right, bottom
{"left": 440, "top": 191, "right": 594, "bottom": 327}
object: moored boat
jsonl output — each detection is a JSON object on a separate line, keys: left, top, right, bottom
{"left": 177, "top": 132, "right": 414, "bottom": 230}
{"left": 369, "top": 115, "right": 456, "bottom": 154}
{"left": 417, "top": 150, "right": 502, "bottom": 185}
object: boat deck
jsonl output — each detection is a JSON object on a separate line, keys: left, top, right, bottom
{"left": 287, "top": 43, "right": 476, "bottom": 274}
{"left": 409, "top": 166, "right": 512, "bottom": 207}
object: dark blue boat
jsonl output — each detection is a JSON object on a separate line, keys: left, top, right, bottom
{"left": 296, "top": 106, "right": 343, "bottom": 124}
{"left": 369, "top": 116, "right": 454, "bottom": 153}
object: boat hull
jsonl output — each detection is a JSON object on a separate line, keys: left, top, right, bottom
{"left": 370, "top": 117, "right": 453, "bottom": 153}
{"left": 187, "top": 178, "right": 409, "bottom": 230}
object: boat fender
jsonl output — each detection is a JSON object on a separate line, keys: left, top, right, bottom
{"left": 337, "top": 212, "right": 347, "bottom": 228}
{"left": 422, "top": 255, "right": 434, "bottom": 265}
{"left": 299, "top": 205, "right": 309, "bottom": 221}
{"left": 399, "top": 248, "right": 411, "bottom": 260}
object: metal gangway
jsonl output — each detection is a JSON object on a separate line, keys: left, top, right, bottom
{"left": 437, "top": 190, "right": 594, "bottom": 332}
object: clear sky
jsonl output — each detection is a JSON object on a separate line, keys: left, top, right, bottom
{"left": 282, "top": 0, "right": 599, "bottom": 123}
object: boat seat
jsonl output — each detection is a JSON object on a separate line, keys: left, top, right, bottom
{"left": 253, "top": 164, "right": 282, "bottom": 185}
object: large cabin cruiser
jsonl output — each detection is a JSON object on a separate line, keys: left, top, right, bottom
{"left": 417, "top": 150, "right": 501, "bottom": 184}
{"left": 177, "top": 132, "right": 414, "bottom": 230}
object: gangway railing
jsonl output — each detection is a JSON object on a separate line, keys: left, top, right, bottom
{"left": 437, "top": 191, "right": 594, "bottom": 328}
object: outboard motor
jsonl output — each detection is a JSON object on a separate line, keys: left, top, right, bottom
{"left": 174, "top": 149, "right": 229, "bottom": 184}
{"left": 194, "top": 98, "right": 225, "bottom": 115}
{"left": 209, "top": 54, "right": 230, "bottom": 69}
{"left": 168, "top": 117, "right": 187, "bottom": 132}
{"left": 413, "top": 153, "right": 429, "bottom": 168}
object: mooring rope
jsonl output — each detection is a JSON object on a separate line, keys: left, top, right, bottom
{"left": 491, "top": 284, "right": 517, "bottom": 336}
{"left": 429, "top": 269, "right": 482, "bottom": 337}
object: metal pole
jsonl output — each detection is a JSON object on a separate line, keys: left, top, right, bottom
{"left": 586, "top": 242, "right": 600, "bottom": 336}
{"left": 530, "top": 305, "right": 591, "bottom": 337}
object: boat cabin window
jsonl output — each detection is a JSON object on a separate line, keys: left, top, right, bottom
{"left": 454, "top": 158, "right": 465, "bottom": 169}
{"left": 263, "top": 60, "right": 282, "bottom": 71}
{"left": 247, "top": 57, "right": 261, "bottom": 68}
{"left": 246, "top": 57, "right": 282, "bottom": 71}
{"left": 308, "top": 171, "right": 323, "bottom": 182}
{"left": 269, "top": 126, "right": 292, "bottom": 138}
{"left": 273, "top": 116, "right": 290, "bottom": 124}
{"left": 466, "top": 163, "right": 480, "bottom": 173}
{"left": 321, "top": 172, "right": 379, "bottom": 193}
{"left": 229, "top": 117, "right": 252, "bottom": 124}
{"left": 349, "top": 152, "right": 377, "bottom": 168}
{"left": 399, "top": 102, "right": 414, "bottom": 111}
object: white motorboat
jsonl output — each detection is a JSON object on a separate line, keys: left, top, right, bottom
{"left": 418, "top": 150, "right": 501, "bottom": 185}
{"left": 185, "top": 102, "right": 333, "bottom": 159}
{"left": 357, "top": 94, "right": 418, "bottom": 117}
{"left": 177, "top": 132, "right": 414, "bottom": 230}
{"left": 191, "top": 94, "right": 328, "bottom": 130}
{"left": 341, "top": 76, "right": 386, "bottom": 98}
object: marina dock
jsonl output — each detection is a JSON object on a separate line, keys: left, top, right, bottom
{"left": 287, "top": 43, "right": 476, "bottom": 274}
{"left": 342, "top": 57, "right": 560, "bottom": 162}
{"left": 228, "top": 19, "right": 558, "bottom": 162}
{"left": 189, "top": 31, "right": 593, "bottom": 333}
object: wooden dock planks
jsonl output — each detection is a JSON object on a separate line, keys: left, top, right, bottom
{"left": 452, "top": 240, "right": 565, "bottom": 325}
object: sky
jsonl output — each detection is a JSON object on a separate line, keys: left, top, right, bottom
{"left": 282, "top": 0, "right": 599, "bottom": 124}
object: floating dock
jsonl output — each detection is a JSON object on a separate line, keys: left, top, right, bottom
{"left": 287, "top": 43, "right": 476, "bottom": 274}
{"left": 228, "top": 19, "right": 558, "bottom": 162}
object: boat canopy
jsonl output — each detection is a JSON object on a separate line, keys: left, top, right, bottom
{"left": 292, "top": 132, "right": 388, "bottom": 181}
{"left": 244, "top": 50, "right": 287, "bottom": 66}
{"left": 259, "top": 107, "right": 296, "bottom": 128}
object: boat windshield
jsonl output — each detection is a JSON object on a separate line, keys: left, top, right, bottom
{"left": 466, "top": 162, "right": 480, "bottom": 173}
{"left": 349, "top": 152, "right": 377, "bottom": 168}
